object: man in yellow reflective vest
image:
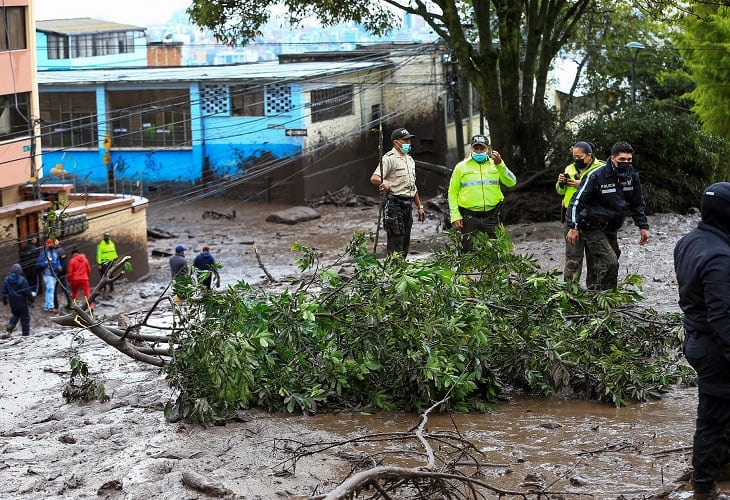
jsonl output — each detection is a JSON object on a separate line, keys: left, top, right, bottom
{"left": 448, "top": 135, "right": 517, "bottom": 251}
{"left": 96, "top": 232, "right": 118, "bottom": 295}
{"left": 555, "top": 141, "right": 604, "bottom": 286}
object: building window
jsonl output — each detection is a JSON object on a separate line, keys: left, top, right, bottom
{"left": 108, "top": 90, "right": 191, "bottom": 148}
{"left": 39, "top": 92, "right": 98, "bottom": 149}
{"left": 231, "top": 85, "right": 265, "bottom": 117}
{"left": 0, "top": 93, "right": 30, "bottom": 141}
{"left": 311, "top": 85, "right": 354, "bottom": 123}
{"left": 69, "top": 31, "right": 141, "bottom": 58}
{"left": 47, "top": 34, "right": 69, "bottom": 59}
{"left": 0, "top": 7, "right": 27, "bottom": 51}
{"left": 72, "top": 34, "right": 92, "bottom": 58}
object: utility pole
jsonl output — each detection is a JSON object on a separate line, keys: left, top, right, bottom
{"left": 448, "top": 53, "right": 465, "bottom": 159}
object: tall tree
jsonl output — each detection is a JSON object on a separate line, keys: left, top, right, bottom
{"left": 559, "top": 2, "right": 686, "bottom": 110}
{"left": 186, "top": 0, "right": 595, "bottom": 173}
{"left": 673, "top": 3, "right": 730, "bottom": 138}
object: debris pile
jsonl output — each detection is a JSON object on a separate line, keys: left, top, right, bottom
{"left": 307, "top": 186, "right": 377, "bottom": 207}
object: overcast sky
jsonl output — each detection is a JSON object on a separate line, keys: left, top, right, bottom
{"left": 34, "top": 0, "right": 191, "bottom": 26}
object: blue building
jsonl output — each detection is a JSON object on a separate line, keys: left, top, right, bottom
{"left": 37, "top": 47, "right": 484, "bottom": 202}
{"left": 35, "top": 18, "right": 147, "bottom": 70}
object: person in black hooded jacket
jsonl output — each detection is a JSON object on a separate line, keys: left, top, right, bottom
{"left": 2, "top": 263, "right": 34, "bottom": 337}
{"left": 19, "top": 233, "right": 40, "bottom": 296}
{"left": 566, "top": 141, "right": 650, "bottom": 290}
{"left": 674, "top": 182, "right": 730, "bottom": 500}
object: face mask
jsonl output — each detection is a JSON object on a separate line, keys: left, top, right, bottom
{"left": 471, "top": 152, "right": 488, "bottom": 163}
{"left": 573, "top": 158, "right": 585, "bottom": 170}
{"left": 400, "top": 143, "right": 411, "bottom": 154}
{"left": 614, "top": 161, "right": 632, "bottom": 182}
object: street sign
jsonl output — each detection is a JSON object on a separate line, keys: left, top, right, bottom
{"left": 285, "top": 129, "right": 308, "bottom": 137}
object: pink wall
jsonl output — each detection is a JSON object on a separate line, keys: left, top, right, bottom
{"left": 0, "top": 140, "right": 33, "bottom": 188}
{"left": 0, "top": 50, "right": 32, "bottom": 95}
{"left": 1, "top": 0, "right": 35, "bottom": 186}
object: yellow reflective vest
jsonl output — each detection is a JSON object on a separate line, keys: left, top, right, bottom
{"left": 97, "top": 239, "right": 118, "bottom": 265}
{"left": 555, "top": 159, "right": 605, "bottom": 208}
{"left": 448, "top": 156, "right": 517, "bottom": 223}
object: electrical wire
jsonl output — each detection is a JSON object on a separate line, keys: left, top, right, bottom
{"left": 0, "top": 49, "right": 448, "bottom": 253}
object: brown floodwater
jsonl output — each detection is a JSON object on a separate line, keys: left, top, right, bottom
{"left": 0, "top": 200, "right": 707, "bottom": 498}
{"left": 283, "top": 388, "right": 703, "bottom": 498}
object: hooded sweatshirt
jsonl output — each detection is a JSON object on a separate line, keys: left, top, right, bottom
{"left": 67, "top": 252, "right": 92, "bottom": 283}
{"left": 674, "top": 182, "right": 730, "bottom": 352}
{"left": 2, "top": 264, "right": 34, "bottom": 309}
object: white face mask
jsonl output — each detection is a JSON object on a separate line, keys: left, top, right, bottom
{"left": 400, "top": 143, "right": 411, "bottom": 154}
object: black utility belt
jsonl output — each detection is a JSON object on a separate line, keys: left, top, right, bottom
{"left": 459, "top": 204, "right": 501, "bottom": 217}
{"left": 387, "top": 194, "right": 414, "bottom": 203}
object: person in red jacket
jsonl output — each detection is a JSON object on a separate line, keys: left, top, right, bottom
{"left": 66, "top": 247, "right": 92, "bottom": 308}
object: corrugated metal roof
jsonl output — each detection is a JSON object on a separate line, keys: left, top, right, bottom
{"left": 35, "top": 17, "right": 145, "bottom": 35}
{"left": 37, "top": 60, "right": 391, "bottom": 85}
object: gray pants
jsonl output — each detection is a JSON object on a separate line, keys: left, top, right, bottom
{"left": 563, "top": 224, "right": 596, "bottom": 288}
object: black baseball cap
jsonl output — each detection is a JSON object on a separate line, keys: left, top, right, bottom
{"left": 471, "top": 135, "right": 489, "bottom": 146}
{"left": 391, "top": 128, "right": 415, "bottom": 141}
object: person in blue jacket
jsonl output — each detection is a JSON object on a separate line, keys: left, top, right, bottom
{"left": 2, "top": 263, "right": 35, "bottom": 337}
{"left": 37, "top": 238, "right": 63, "bottom": 312}
{"left": 193, "top": 246, "right": 219, "bottom": 290}
{"left": 674, "top": 182, "right": 730, "bottom": 500}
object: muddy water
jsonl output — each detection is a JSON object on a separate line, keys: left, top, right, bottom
{"left": 0, "top": 199, "right": 708, "bottom": 498}
{"left": 293, "top": 389, "right": 699, "bottom": 498}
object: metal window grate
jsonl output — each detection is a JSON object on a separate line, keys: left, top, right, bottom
{"left": 265, "top": 84, "right": 292, "bottom": 115}
{"left": 201, "top": 84, "right": 230, "bottom": 116}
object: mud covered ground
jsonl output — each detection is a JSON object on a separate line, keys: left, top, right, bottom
{"left": 0, "top": 196, "right": 711, "bottom": 499}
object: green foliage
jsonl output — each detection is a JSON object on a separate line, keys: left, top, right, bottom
{"left": 561, "top": 103, "right": 730, "bottom": 213}
{"left": 185, "top": 0, "right": 607, "bottom": 172}
{"left": 187, "top": 0, "right": 396, "bottom": 45}
{"left": 63, "top": 352, "right": 109, "bottom": 403}
{"left": 674, "top": 4, "right": 730, "bottom": 139}
{"left": 163, "top": 231, "right": 694, "bottom": 422}
{"left": 558, "top": 1, "right": 691, "bottom": 112}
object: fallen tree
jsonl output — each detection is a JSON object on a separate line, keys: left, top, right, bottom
{"left": 52, "top": 230, "right": 695, "bottom": 425}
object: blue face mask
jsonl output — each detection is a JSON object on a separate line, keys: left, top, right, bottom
{"left": 400, "top": 143, "right": 411, "bottom": 154}
{"left": 471, "top": 152, "right": 488, "bottom": 163}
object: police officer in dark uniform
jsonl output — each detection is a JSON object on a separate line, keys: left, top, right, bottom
{"left": 370, "top": 127, "right": 425, "bottom": 256}
{"left": 566, "top": 141, "right": 650, "bottom": 290}
{"left": 674, "top": 182, "right": 730, "bottom": 500}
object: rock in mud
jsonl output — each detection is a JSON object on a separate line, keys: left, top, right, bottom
{"left": 265, "top": 206, "right": 321, "bottom": 225}
{"left": 181, "top": 471, "right": 232, "bottom": 497}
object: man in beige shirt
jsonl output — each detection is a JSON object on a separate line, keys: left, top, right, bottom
{"left": 370, "top": 127, "right": 425, "bottom": 256}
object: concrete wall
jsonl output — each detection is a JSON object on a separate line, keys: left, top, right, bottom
{"left": 61, "top": 194, "right": 150, "bottom": 283}
{"left": 300, "top": 52, "right": 455, "bottom": 199}
{"left": 0, "top": 193, "right": 149, "bottom": 287}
